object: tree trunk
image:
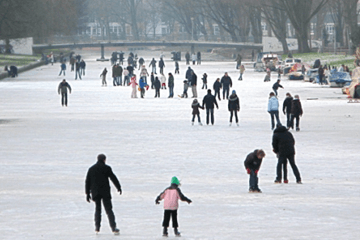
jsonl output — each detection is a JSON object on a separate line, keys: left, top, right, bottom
{"left": 5, "top": 38, "right": 12, "bottom": 54}
{"left": 129, "top": 0, "right": 140, "bottom": 40}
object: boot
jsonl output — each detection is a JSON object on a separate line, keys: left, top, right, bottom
{"left": 296, "top": 127, "right": 300, "bottom": 131}
{"left": 112, "top": 228, "right": 120, "bottom": 235}
{"left": 174, "top": 228, "right": 181, "bottom": 237}
{"left": 163, "top": 227, "right": 168, "bottom": 237}
{"left": 199, "top": 122, "right": 203, "bottom": 126}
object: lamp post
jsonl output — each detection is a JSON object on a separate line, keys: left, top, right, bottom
{"left": 191, "top": 17, "right": 194, "bottom": 41}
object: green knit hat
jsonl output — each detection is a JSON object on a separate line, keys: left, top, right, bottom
{"left": 171, "top": 176, "right": 180, "bottom": 185}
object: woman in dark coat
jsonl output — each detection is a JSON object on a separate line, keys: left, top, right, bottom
{"left": 290, "top": 95, "right": 303, "bottom": 131}
{"left": 191, "top": 99, "right": 204, "bottom": 125}
{"left": 228, "top": 90, "right": 240, "bottom": 126}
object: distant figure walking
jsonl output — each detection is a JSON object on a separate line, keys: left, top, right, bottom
{"left": 100, "top": 68, "right": 108, "bottom": 86}
{"left": 57, "top": 79, "right": 71, "bottom": 107}
{"left": 59, "top": 62, "right": 66, "bottom": 76}
{"left": 268, "top": 92, "right": 281, "bottom": 130}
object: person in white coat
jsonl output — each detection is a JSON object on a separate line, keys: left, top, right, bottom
{"left": 268, "top": 92, "right": 282, "bottom": 130}
{"left": 192, "top": 53, "right": 196, "bottom": 65}
{"left": 160, "top": 73, "right": 167, "bottom": 89}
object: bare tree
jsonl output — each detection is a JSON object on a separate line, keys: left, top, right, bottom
{"left": 279, "top": 0, "right": 328, "bottom": 53}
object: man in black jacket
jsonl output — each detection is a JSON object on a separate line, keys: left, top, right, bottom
{"left": 228, "top": 90, "right": 240, "bottom": 126}
{"left": 244, "top": 149, "right": 265, "bottom": 193}
{"left": 202, "top": 89, "right": 219, "bottom": 125}
{"left": 213, "top": 78, "right": 222, "bottom": 101}
{"left": 85, "top": 154, "right": 122, "bottom": 235}
{"left": 283, "top": 93, "right": 293, "bottom": 128}
{"left": 58, "top": 79, "right": 71, "bottom": 107}
{"left": 220, "top": 72, "right": 232, "bottom": 100}
{"left": 190, "top": 71, "right": 197, "bottom": 98}
{"left": 159, "top": 58, "right": 165, "bottom": 74}
{"left": 272, "top": 125, "right": 302, "bottom": 184}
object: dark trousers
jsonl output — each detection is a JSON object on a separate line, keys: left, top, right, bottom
{"left": 202, "top": 83, "right": 207, "bottom": 89}
{"left": 230, "top": 110, "right": 238, "bottom": 123}
{"left": 223, "top": 88, "right": 230, "bottom": 99}
{"left": 141, "top": 88, "right": 145, "bottom": 98}
{"left": 175, "top": 68, "right": 179, "bottom": 74}
{"left": 276, "top": 158, "right": 288, "bottom": 181}
{"left": 59, "top": 70, "right": 65, "bottom": 76}
{"left": 155, "top": 89, "right": 160, "bottom": 98}
{"left": 214, "top": 90, "right": 221, "bottom": 100}
{"left": 269, "top": 110, "right": 281, "bottom": 129}
{"left": 192, "top": 113, "right": 201, "bottom": 122}
{"left": 162, "top": 210, "right": 178, "bottom": 228}
{"left": 286, "top": 112, "right": 292, "bottom": 128}
{"left": 249, "top": 170, "right": 259, "bottom": 190}
{"left": 277, "top": 154, "right": 301, "bottom": 182}
{"left": 290, "top": 114, "right": 300, "bottom": 128}
{"left": 273, "top": 88, "right": 278, "bottom": 96}
{"left": 94, "top": 197, "right": 116, "bottom": 231}
{"left": 206, "top": 108, "right": 214, "bottom": 125}
{"left": 160, "top": 67, "right": 164, "bottom": 74}
{"left": 61, "top": 92, "right": 68, "bottom": 106}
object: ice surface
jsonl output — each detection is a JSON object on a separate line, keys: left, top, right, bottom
{"left": 0, "top": 50, "right": 360, "bottom": 239}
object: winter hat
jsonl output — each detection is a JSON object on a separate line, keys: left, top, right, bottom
{"left": 171, "top": 176, "right": 180, "bottom": 185}
{"left": 193, "top": 99, "right": 198, "bottom": 104}
{"left": 232, "top": 90, "right": 236, "bottom": 94}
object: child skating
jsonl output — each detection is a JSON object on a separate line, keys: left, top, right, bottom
{"left": 155, "top": 176, "right": 192, "bottom": 237}
{"left": 244, "top": 149, "right": 266, "bottom": 193}
{"left": 179, "top": 80, "right": 188, "bottom": 98}
{"left": 130, "top": 74, "right": 138, "bottom": 98}
{"left": 202, "top": 73, "right": 208, "bottom": 89}
{"left": 191, "top": 99, "right": 204, "bottom": 125}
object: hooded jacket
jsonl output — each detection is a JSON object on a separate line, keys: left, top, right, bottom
{"left": 268, "top": 96, "right": 279, "bottom": 112}
{"left": 221, "top": 75, "right": 232, "bottom": 89}
{"left": 272, "top": 125, "right": 295, "bottom": 156}
{"left": 283, "top": 96, "right": 293, "bottom": 114}
{"left": 228, "top": 93, "right": 240, "bottom": 111}
{"left": 185, "top": 68, "right": 192, "bottom": 80}
{"left": 213, "top": 81, "right": 222, "bottom": 91}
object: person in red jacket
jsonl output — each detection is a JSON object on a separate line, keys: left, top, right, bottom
{"left": 155, "top": 177, "right": 192, "bottom": 237}
{"left": 244, "top": 149, "right": 266, "bottom": 193}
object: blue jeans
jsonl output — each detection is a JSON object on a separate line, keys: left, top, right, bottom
{"left": 59, "top": 70, "right": 65, "bottom": 76}
{"left": 75, "top": 70, "right": 81, "bottom": 80}
{"left": 249, "top": 170, "right": 259, "bottom": 190}
{"left": 169, "top": 86, "right": 174, "bottom": 97}
{"left": 273, "top": 88, "right": 278, "bottom": 96}
{"left": 269, "top": 110, "right": 281, "bottom": 129}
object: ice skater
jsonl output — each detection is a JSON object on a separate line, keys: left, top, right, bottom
{"left": 139, "top": 76, "right": 148, "bottom": 98}
{"left": 239, "top": 65, "right": 245, "bottom": 80}
{"left": 272, "top": 124, "right": 302, "bottom": 184}
{"left": 154, "top": 76, "right": 161, "bottom": 98}
{"left": 264, "top": 68, "right": 271, "bottom": 82}
{"left": 59, "top": 62, "right": 66, "bottom": 76}
{"left": 221, "top": 72, "right": 232, "bottom": 100}
{"left": 228, "top": 90, "right": 240, "bottom": 126}
{"left": 191, "top": 99, "right": 204, "bottom": 125}
{"left": 202, "top": 89, "right": 219, "bottom": 125}
{"left": 155, "top": 176, "right": 192, "bottom": 237}
{"left": 213, "top": 78, "right": 222, "bottom": 101}
{"left": 283, "top": 93, "right": 293, "bottom": 128}
{"left": 272, "top": 79, "right": 284, "bottom": 96}
{"left": 180, "top": 80, "right": 188, "bottom": 98}
{"left": 202, "top": 73, "right": 208, "bottom": 89}
{"left": 100, "top": 68, "right": 107, "bottom": 86}
{"left": 160, "top": 73, "right": 167, "bottom": 89}
{"left": 268, "top": 92, "right": 281, "bottom": 130}
{"left": 290, "top": 95, "right": 303, "bottom": 131}
{"left": 57, "top": 79, "right": 71, "bottom": 107}
{"left": 244, "top": 149, "right": 266, "bottom": 193}
{"left": 168, "top": 73, "right": 174, "bottom": 98}
{"left": 85, "top": 154, "right": 122, "bottom": 235}
{"left": 175, "top": 61, "right": 179, "bottom": 74}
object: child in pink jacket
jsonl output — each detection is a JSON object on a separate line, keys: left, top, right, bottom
{"left": 155, "top": 176, "right": 192, "bottom": 237}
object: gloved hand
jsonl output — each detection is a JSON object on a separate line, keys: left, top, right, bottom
{"left": 187, "top": 200, "right": 192, "bottom": 204}
{"left": 246, "top": 168, "right": 251, "bottom": 174}
{"left": 155, "top": 200, "right": 160, "bottom": 205}
{"left": 86, "top": 194, "right": 91, "bottom": 203}
{"left": 255, "top": 170, "right": 259, "bottom": 174}
{"left": 119, "top": 189, "right": 122, "bottom": 195}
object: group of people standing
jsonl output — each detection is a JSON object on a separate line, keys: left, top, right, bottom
{"left": 185, "top": 51, "right": 201, "bottom": 65}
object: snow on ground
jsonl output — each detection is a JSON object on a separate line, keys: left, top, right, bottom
{"left": 0, "top": 49, "right": 360, "bottom": 240}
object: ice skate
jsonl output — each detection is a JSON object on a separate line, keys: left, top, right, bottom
{"left": 199, "top": 122, "right": 203, "bottom": 126}
{"left": 192, "top": 122, "right": 194, "bottom": 126}
{"left": 163, "top": 227, "right": 168, "bottom": 237}
{"left": 112, "top": 228, "right": 120, "bottom": 235}
{"left": 297, "top": 180, "right": 302, "bottom": 184}
{"left": 174, "top": 228, "right": 181, "bottom": 237}
{"left": 296, "top": 127, "right": 300, "bottom": 131}
{"left": 274, "top": 180, "right": 281, "bottom": 184}
{"left": 237, "top": 123, "right": 239, "bottom": 127}
{"left": 284, "top": 180, "right": 289, "bottom": 184}
{"left": 229, "top": 123, "right": 232, "bottom": 126}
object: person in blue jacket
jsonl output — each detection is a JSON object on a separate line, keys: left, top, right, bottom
{"left": 268, "top": 92, "right": 281, "bottom": 130}
{"left": 139, "top": 77, "right": 148, "bottom": 98}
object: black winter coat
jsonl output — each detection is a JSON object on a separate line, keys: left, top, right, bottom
{"left": 228, "top": 94, "right": 240, "bottom": 111}
{"left": 283, "top": 97, "right": 293, "bottom": 114}
{"left": 127, "top": 66, "right": 134, "bottom": 75}
{"left": 85, "top": 160, "right": 121, "bottom": 200}
{"left": 159, "top": 59, "right": 165, "bottom": 68}
{"left": 202, "top": 93, "right": 218, "bottom": 109}
{"left": 272, "top": 82, "right": 283, "bottom": 90}
{"left": 291, "top": 99, "right": 303, "bottom": 116}
{"left": 272, "top": 126, "right": 295, "bottom": 157}
{"left": 213, "top": 81, "right": 221, "bottom": 91}
{"left": 185, "top": 68, "right": 192, "bottom": 80}
{"left": 192, "top": 102, "right": 204, "bottom": 115}
{"left": 244, "top": 150, "right": 263, "bottom": 171}
{"left": 154, "top": 79, "right": 161, "bottom": 89}
{"left": 191, "top": 73, "right": 197, "bottom": 86}
{"left": 221, "top": 76, "right": 232, "bottom": 89}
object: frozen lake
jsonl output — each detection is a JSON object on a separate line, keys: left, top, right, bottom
{"left": 0, "top": 50, "right": 359, "bottom": 239}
